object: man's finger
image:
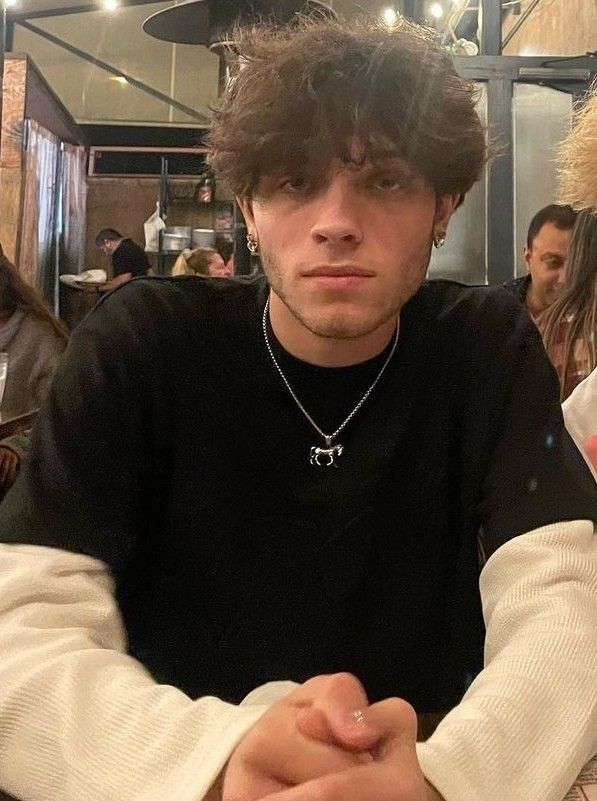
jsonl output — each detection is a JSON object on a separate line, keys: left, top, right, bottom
{"left": 223, "top": 694, "right": 372, "bottom": 801}
{"left": 295, "top": 673, "right": 378, "bottom": 751}
{"left": 261, "top": 700, "right": 423, "bottom": 801}
{"left": 363, "top": 697, "right": 419, "bottom": 759}
{"left": 260, "top": 746, "right": 425, "bottom": 801}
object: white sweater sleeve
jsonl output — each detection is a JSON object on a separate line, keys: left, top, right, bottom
{"left": 0, "top": 544, "right": 272, "bottom": 801}
{"left": 417, "top": 520, "right": 597, "bottom": 801}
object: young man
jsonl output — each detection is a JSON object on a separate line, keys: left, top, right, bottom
{"left": 95, "top": 227, "right": 151, "bottom": 290}
{"left": 503, "top": 204, "right": 577, "bottom": 322}
{"left": 0, "top": 19, "right": 595, "bottom": 801}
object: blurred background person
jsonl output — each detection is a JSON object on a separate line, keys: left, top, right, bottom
{"left": 541, "top": 211, "right": 596, "bottom": 401}
{"left": 0, "top": 252, "right": 68, "bottom": 492}
{"left": 503, "top": 203, "right": 577, "bottom": 322}
{"left": 540, "top": 84, "right": 597, "bottom": 404}
{"left": 95, "top": 228, "right": 151, "bottom": 290}
{"left": 171, "top": 247, "right": 232, "bottom": 277}
{"left": 557, "top": 87, "right": 597, "bottom": 484}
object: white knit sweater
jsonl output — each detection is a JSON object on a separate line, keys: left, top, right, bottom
{"left": 0, "top": 517, "right": 595, "bottom": 801}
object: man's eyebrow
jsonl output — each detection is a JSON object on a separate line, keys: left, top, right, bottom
{"left": 362, "top": 159, "right": 417, "bottom": 177}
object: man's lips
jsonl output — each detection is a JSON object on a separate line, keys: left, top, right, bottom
{"left": 301, "top": 265, "right": 375, "bottom": 277}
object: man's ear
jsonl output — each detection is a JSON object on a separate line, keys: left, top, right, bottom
{"left": 433, "top": 194, "right": 460, "bottom": 234}
{"left": 237, "top": 196, "right": 255, "bottom": 233}
{"left": 523, "top": 246, "right": 531, "bottom": 273}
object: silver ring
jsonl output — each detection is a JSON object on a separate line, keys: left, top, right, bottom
{"left": 352, "top": 709, "right": 365, "bottom": 724}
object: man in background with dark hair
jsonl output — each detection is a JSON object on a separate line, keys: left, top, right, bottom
{"left": 95, "top": 227, "right": 150, "bottom": 290}
{"left": 0, "top": 18, "right": 595, "bottom": 801}
{"left": 503, "top": 203, "right": 577, "bottom": 321}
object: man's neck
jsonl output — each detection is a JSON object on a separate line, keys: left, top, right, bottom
{"left": 525, "top": 284, "right": 548, "bottom": 319}
{"left": 268, "top": 293, "right": 398, "bottom": 367}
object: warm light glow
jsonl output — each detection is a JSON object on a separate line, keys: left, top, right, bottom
{"left": 381, "top": 6, "right": 398, "bottom": 25}
{"left": 429, "top": 2, "right": 444, "bottom": 18}
{"left": 109, "top": 76, "right": 128, "bottom": 84}
{"left": 103, "top": 0, "right": 119, "bottom": 10}
{"left": 4, "top": 0, "right": 18, "bottom": 7}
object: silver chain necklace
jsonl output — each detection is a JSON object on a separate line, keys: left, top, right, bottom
{"left": 262, "top": 297, "right": 399, "bottom": 467}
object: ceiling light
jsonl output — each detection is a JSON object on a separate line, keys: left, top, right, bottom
{"left": 429, "top": 2, "right": 444, "bottom": 18}
{"left": 381, "top": 7, "right": 398, "bottom": 25}
{"left": 103, "top": 0, "right": 119, "bottom": 10}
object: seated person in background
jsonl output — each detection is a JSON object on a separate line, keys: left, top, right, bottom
{"left": 541, "top": 210, "right": 596, "bottom": 400}
{"left": 95, "top": 228, "right": 151, "bottom": 291}
{"left": 503, "top": 203, "right": 576, "bottom": 322}
{"left": 0, "top": 18, "right": 595, "bottom": 801}
{"left": 171, "top": 246, "right": 233, "bottom": 277}
{"left": 0, "top": 253, "right": 68, "bottom": 491}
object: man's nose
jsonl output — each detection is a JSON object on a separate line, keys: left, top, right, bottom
{"left": 310, "top": 179, "right": 363, "bottom": 246}
{"left": 556, "top": 266, "right": 567, "bottom": 284}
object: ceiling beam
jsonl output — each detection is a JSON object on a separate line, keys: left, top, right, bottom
{"left": 18, "top": 18, "right": 210, "bottom": 124}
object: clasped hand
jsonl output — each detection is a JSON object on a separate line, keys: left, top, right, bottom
{"left": 222, "top": 673, "right": 438, "bottom": 801}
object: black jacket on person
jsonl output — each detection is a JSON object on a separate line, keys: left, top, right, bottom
{"left": 502, "top": 273, "right": 531, "bottom": 304}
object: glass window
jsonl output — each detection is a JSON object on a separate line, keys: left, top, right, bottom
{"left": 428, "top": 82, "right": 488, "bottom": 285}
{"left": 512, "top": 83, "right": 572, "bottom": 276}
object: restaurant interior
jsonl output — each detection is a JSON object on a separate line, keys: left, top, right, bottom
{"left": 0, "top": 0, "right": 593, "bottom": 443}
{"left": 0, "top": 2, "right": 595, "bottom": 799}
{"left": 1, "top": 0, "right": 595, "bottom": 293}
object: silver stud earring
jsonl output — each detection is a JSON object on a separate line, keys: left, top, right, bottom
{"left": 247, "top": 233, "right": 259, "bottom": 254}
{"left": 433, "top": 233, "right": 446, "bottom": 249}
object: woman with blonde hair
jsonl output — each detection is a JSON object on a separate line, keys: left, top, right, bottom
{"left": 171, "top": 247, "right": 232, "bottom": 278}
{"left": 540, "top": 89, "right": 597, "bottom": 402}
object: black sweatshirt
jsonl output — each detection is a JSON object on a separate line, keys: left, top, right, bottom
{"left": 0, "top": 275, "right": 594, "bottom": 713}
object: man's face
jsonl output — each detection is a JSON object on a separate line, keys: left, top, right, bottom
{"left": 239, "top": 155, "right": 457, "bottom": 349}
{"left": 523, "top": 222, "right": 572, "bottom": 311}
{"left": 98, "top": 240, "right": 117, "bottom": 256}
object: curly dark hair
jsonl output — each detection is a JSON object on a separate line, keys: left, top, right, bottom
{"left": 208, "top": 17, "right": 487, "bottom": 200}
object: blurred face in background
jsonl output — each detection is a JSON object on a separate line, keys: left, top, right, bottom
{"left": 524, "top": 222, "right": 572, "bottom": 313}
{"left": 208, "top": 253, "right": 232, "bottom": 277}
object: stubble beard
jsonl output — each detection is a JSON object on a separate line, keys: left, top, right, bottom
{"left": 260, "top": 246, "right": 428, "bottom": 341}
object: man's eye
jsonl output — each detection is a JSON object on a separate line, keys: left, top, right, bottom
{"left": 373, "top": 176, "right": 403, "bottom": 191}
{"left": 280, "top": 176, "right": 307, "bottom": 191}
